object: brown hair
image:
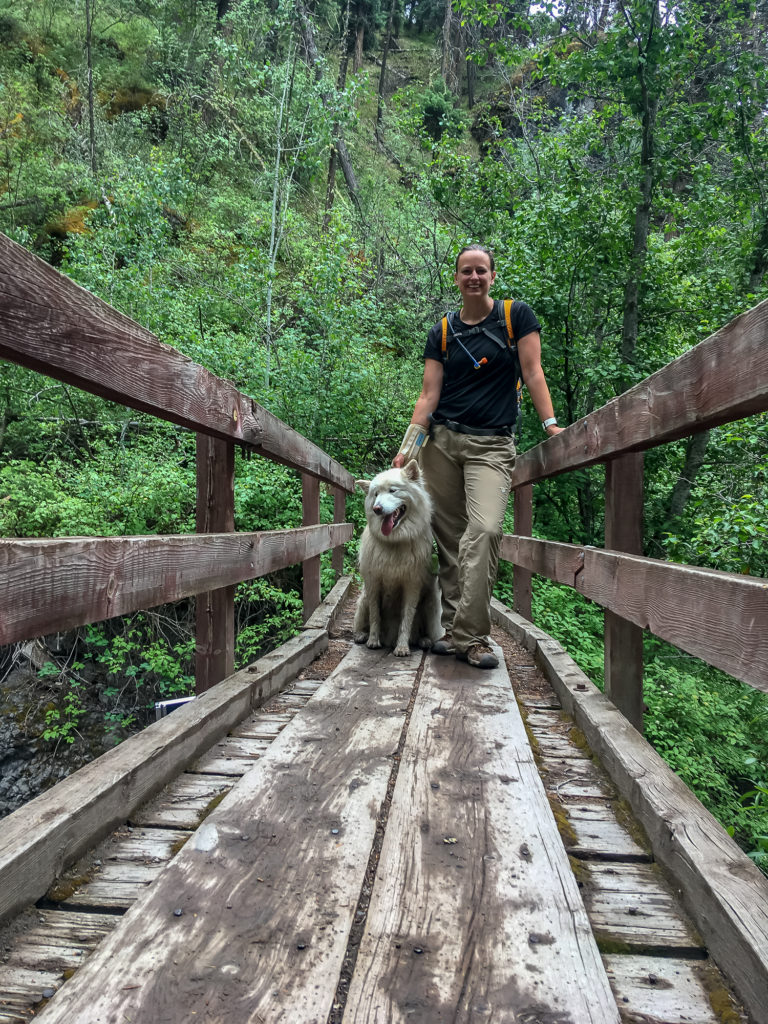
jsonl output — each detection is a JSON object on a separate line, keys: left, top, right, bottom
{"left": 455, "top": 244, "right": 495, "bottom": 272}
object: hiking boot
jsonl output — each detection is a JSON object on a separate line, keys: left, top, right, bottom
{"left": 432, "top": 634, "right": 456, "bottom": 656}
{"left": 456, "top": 643, "right": 498, "bottom": 670}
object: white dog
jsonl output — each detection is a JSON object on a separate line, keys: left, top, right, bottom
{"left": 353, "top": 460, "right": 442, "bottom": 657}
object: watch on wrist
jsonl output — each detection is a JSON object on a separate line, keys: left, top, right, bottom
{"left": 542, "top": 417, "right": 558, "bottom": 431}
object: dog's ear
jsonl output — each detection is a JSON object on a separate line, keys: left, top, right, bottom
{"left": 403, "top": 459, "right": 420, "bottom": 481}
{"left": 356, "top": 479, "right": 372, "bottom": 494}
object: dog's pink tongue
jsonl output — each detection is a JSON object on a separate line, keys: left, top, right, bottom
{"left": 381, "top": 513, "right": 396, "bottom": 537}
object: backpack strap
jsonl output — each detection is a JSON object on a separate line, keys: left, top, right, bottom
{"left": 502, "top": 298, "right": 515, "bottom": 345}
{"left": 440, "top": 302, "right": 515, "bottom": 360}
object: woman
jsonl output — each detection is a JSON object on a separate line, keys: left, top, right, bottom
{"left": 394, "top": 245, "right": 562, "bottom": 669}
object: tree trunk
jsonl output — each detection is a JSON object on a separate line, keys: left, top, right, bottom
{"left": 748, "top": 214, "right": 768, "bottom": 293}
{"left": 620, "top": 0, "right": 659, "bottom": 369}
{"left": 441, "top": 0, "right": 456, "bottom": 91}
{"left": 377, "top": 0, "right": 397, "bottom": 137}
{"left": 354, "top": 22, "right": 364, "bottom": 72}
{"left": 648, "top": 429, "right": 710, "bottom": 557}
{"left": 296, "top": 0, "right": 362, "bottom": 220}
{"left": 85, "top": 0, "right": 97, "bottom": 174}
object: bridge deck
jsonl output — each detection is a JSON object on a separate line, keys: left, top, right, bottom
{"left": 32, "top": 640, "right": 619, "bottom": 1023}
{"left": 1, "top": 613, "right": 751, "bottom": 1024}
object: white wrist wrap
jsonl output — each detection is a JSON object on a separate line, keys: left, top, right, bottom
{"left": 398, "top": 423, "right": 429, "bottom": 462}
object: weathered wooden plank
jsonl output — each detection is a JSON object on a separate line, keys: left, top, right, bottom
{"left": 513, "top": 483, "right": 533, "bottom": 619}
{"left": 0, "top": 525, "right": 352, "bottom": 645}
{"left": 0, "top": 628, "right": 326, "bottom": 926}
{"left": 102, "top": 828, "right": 191, "bottom": 864}
{"left": 0, "top": 967, "right": 62, "bottom": 1007}
{"left": 332, "top": 488, "right": 346, "bottom": 577}
{"left": 195, "top": 434, "right": 236, "bottom": 693}
{"left": 0, "top": 233, "right": 355, "bottom": 491}
{"left": 130, "top": 773, "right": 233, "bottom": 829}
{"left": 344, "top": 644, "right": 620, "bottom": 1023}
{"left": 500, "top": 536, "right": 768, "bottom": 694}
{"left": 190, "top": 735, "right": 270, "bottom": 776}
{"left": 602, "top": 955, "right": 723, "bottom": 1023}
{"left": 492, "top": 602, "right": 768, "bottom": 1024}
{"left": 21, "top": 909, "right": 116, "bottom": 944}
{"left": 35, "top": 645, "right": 418, "bottom": 1024}
{"left": 561, "top": 801, "right": 648, "bottom": 859}
{"left": 582, "top": 862, "right": 701, "bottom": 951}
{"left": 303, "top": 575, "right": 354, "bottom": 633}
{"left": 510, "top": 296, "right": 768, "bottom": 487}
{"left": 538, "top": 754, "right": 614, "bottom": 800}
{"left": 604, "top": 453, "right": 645, "bottom": 731}
{"left": 230, "top": 718, "right": 286, "bottom": 739}
{"left": 302, "top": 474, "right": 321, "bottom": 621}
{"left": 55, "top": 881, "right": 152, "bottom": 910}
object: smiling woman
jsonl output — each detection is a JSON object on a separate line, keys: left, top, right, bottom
{"left": 394, "top": 243, "right": 563, "bottom": 669}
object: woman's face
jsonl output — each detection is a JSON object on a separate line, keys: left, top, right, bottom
{"left": 454, "top": 250, "right": 496, "bottom": 302}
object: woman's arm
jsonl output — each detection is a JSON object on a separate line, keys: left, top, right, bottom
{"left": 517, "top": 331, "right": 563, "bottom": 437}
{"left": 392, "top": 358, "right": 444, "bottom": 467}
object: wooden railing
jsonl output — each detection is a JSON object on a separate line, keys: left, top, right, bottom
{"left": 0, "top": 232, "right": 355, "bottom": 691}
{"left": 505, "top": 298, "right": 768, "bottom": 729}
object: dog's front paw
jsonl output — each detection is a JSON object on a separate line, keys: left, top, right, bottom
{"left": 366, "top": 636, "right": 382, "bottom": 650}
{"left": 354, "top": 631, "right": 369, "bottom": 645}
{"left": 418, "top": 636, "right": 433, "bottom": 650}
{"left": 393, "top": 643, "right": 411, "bottom": 657}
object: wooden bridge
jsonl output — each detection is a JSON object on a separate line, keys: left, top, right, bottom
{"left": 0, "top": 231, "right": 767, "bottom": 1023}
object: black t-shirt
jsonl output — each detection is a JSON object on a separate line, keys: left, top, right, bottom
{"left": 423, "top": 300, "right": 541, "bottom": 428}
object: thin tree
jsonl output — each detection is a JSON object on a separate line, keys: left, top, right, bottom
{"left": 85, "top": 0, "right": 97, "bottom": 174}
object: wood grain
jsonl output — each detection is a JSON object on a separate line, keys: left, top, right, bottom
{"left": 34, "top": 644, "right": 418, "bottom": 1024}
{"left": 195, "top": 434, "right": 236, "bottom": 692}
{"left": 0, "top": 524, "right": 352, "bottom": 645}
{"left": 604, "top": 453, "right": 644, "bottom": 730}
{"left": 510, "top": 296, "right": 768, "bottom": 487}
{"left": 0, "top": 232, "right": 354, "bottom": 491}
{"left": 491, "top": 602, "right": 768, "bottom": 1023}
{"left": 0, "top": 628, "right": 326, "bottom": 927}
{"left": 500, "top": 535, "right": 768, "bottom": 693}
{"left": 344, "top": 645, "right": 619, "bottom": 1023}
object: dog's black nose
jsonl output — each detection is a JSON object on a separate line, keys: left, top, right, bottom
{"left": 373, "top": 504, "right": 384, "bottom": 515}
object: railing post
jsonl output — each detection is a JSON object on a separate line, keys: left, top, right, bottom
{"left": 195, "top": 435, "right": 236, "bottom": 694}
{"left": 332, "top": 486, "right": 346, "bottom": 580}
{"left": 513, "top": 484, "right": 533, "bottom": 620}
{"left": 604, "top": 452, "right": 644, "bottom": 731}
{"left": 302, "top": 473, "right": 321, "bottom": 621}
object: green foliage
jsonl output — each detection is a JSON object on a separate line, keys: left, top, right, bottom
{"left": 236, "top": 578, "right": 303, "bottom": 665}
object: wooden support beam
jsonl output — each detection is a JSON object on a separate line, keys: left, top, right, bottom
{"left": 302, "top": 474, "right": 321, "bottom": 622}
{"left": 195, "top": 435, "right": 235, "bottom": 694}
{"left": 0, "top": 524, "right": 353, "bottom": 645}
{"left": 332, "top": 486, "right": 346, "bottom": 579}
{"left": 604, "top": 453, "right": 644, "bottom": 731}
{"left": 499, "top": 535, "right": 768, "bottom": 694}
{"left": 512, "top": 484, "right": 532, "bottom": 620}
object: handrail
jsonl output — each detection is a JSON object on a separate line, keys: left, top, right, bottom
{"left": 501, "top": 534, "right": 768, "bottom": 694}
{"left": 0, "top": 232, "right": 355, "bottom": 492}
{"left": 0, "top": 231, "right": 355, "bottom": 690}
{"left": 504, "top": 298, "right": 768, "bottom": 727}
{"left": 0, "top": 526, "right": 352, "bottom": 646}
{"left": 510, "top": 296, "right": 768, "bottom": 488}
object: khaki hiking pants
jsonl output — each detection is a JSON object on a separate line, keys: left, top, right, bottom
{"left": 420, "top": 424, "right": 516, "bottom": 652}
